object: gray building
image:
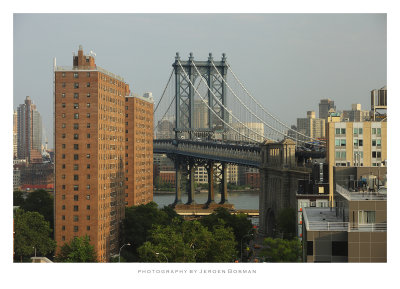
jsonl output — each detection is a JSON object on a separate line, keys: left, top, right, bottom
{"left": 16, "top": 96, "right": 42, "bottom": 161}
{"left": 319, "top": 98, "right": 336, "bottom": 119}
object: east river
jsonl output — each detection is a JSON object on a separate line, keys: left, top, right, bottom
{"left": 153, "top": 190, "right": 259, "bottom": 210}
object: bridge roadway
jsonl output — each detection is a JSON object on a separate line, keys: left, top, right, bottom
{"left": 153, "top": 139, "right": 261, "bottom": 167}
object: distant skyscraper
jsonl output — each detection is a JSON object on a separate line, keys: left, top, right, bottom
{"left": 13, "top": 111, "right": 18, "bottom": 159}
{"left": 296, "top": 111, "right": 325, "bottom": 142}
{"left": 16, "top": 96, "right": 42, "bottom": 161}
{"left": 341, "top": 103, "right": 370, "bottom": 122}
{"left": 319, "top": 99, "right": 336, "bottom": 119}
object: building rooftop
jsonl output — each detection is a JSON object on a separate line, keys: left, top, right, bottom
{"left": 303, "top": 207, "right": 348, "bottom": 232}
{"left": 336, "top": 184, "right": 387, "bottom": 201}
{"left": 55, "top": 65, "right": 125, "bottom": 82}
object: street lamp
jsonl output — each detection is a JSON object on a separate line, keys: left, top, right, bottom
{"left": 119, "top": 243, "right": 131, "bottom": 263}
{"left": 155, "top": 252, "right": 168, "bottom": 263}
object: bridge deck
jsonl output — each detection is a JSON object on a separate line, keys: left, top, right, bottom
{"left": 175, "top": 208, "right": 259, "bottom": 216}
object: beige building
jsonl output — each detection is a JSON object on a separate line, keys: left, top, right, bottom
{"left": 302, "top": 183, "right": 386, "bottom": 262}
{"left": 227, "top": 122, "right": 264, "bottom": 143}
{"left": 296, "top": 111, "right": 325, "bottom": 143}
{"left": 341, "top": 104, "right": 370, "bottom": 122}
{"left": 326, "top": 119, "right": 387, "bottom": 202}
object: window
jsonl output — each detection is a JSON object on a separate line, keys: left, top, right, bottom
{"left": 74, "top": 144, "right": 79, "bottom": 150}
{"left": 74, "top": 93, "right": 79, "bottom": 99}
{"left": 353, "top": 128, "right": 358, "bottom": 134}
{"left": 74, "top": 103, "right": 79, "bottom": 109}
{"left": 74, "top": 134, "right": 79, "bottom": 140}
{"left": 74, "top": 185, "right": 79, "bottom": 191}
{"left": 62, "top": 133, "right": 66, "bottom": 139}
{"left": 62, "top": 185, "right": 65, "bottom": 190}
{"left": 62, "top": 72, "right": 66, "bottom": 77}
{"left": 87, "top": 82, "right": 90, "bottom": 87}
{"left": 87, "top": 113, "right": 91, "bottom": 118}
{"left": 74, "top": 123, "right": 79, "bottom": 129}
{"left": 340, "top": 139, "right": 346, "bottom": 146}
{"left": 74, "top": 226, "right": 78, "bottom": 232}
{"left": 86, "top": 154, "right": 90, "bottom": 159}
{"left": 74, "top": 113, "right": 79, "bottom": 119}
{"left": 87, "top": 144, "right": 90, "bottom": 149}
{"left": 87, "top": 93, "right": 91, "bottom": 98}
{"left": 62, "top": 195, "right": 66, "bottom": 200}
{"left": 73, "top": 215, "right": 79, "bottom": 222}
{"left": 87, "top": 185, "right": 90, "bottom": 189}
{"left": 62, "top": 236, "right": 65, "bottom": 241}
{"left": 62, "top": 226, "right": 65, "bottom": 231}
{"left": 332, "top": 241, "right": 348, "bottom": 257}
{"left": 87, "top": 164, "right": 91, "bottom": 169}
{"left": 74, "top": 175, "right": 79, "bottom": 181}
{"left": 87, "top": 205, "right": 90, "bottom": 210}
{"left": 377, "top": 139, "right": 381, "bottom": 147}
{"left": 335, "top": 139, "right": 340, "bottom": 146}
{"left": 358, "top": 211, "right": 376, "bottom": 224}
{"left": 62, "top": 123, "right": 66, "bottom": 128}
{"left": 86, "top": 194, "right": 90, "bottom": 200}
{"left": 372, "top": 128, "right": 376, "bottom": 134}
{"left": 359, "top": 128, "right": 363, "bottom": 135}
{"left": 87, "top": 226, "right": 90, "bottom": 231}
{"left": 87, "top": 133, "right": 91, "bottom": 139}
{"left": 61, "top": 93, "right": 65, "bottom": 98}
{"left": 372, "top": 140, "right": 376, "bottom": 146}
{"left": 87, "top": 103, "right": 91, "bottom": 108}
{"left": 73, "top": 205, "right": 79, "bottom": 211}
{"left": 62, "top": 103, "right": 66, "bottom": 108}
{"left": 74, "top": 73, "right": 79, "bottom": 78}
{"left": 377, "top": 128, "right": 381, "bottom": 136}
{"left": 74, "top": 164, "right": 79, "bottom": 170}
{"left": 86, "top": 58, "right": 89, "bottom": 63}
{"left": 87, "top": 123, "right": 91, "bottom": 128}
{"left": 62, "top": 215, "right": 65, "bottom": 220}
{"left": 61, "top": 174, "right": 66, "bottom": 179}
{"left": 307, "top": 241, "right": 313, "bottom": 256}
{"left": 87, "top": 215, "right": 90, "bottom": 220}
{"left": 62, "top": 82, "right": 66, "bottom": 88}
{"left": 87, "top": 72, "right": 90, "bottom": 77}
{"left": 87, "top": 174, "right": 91, "bottom": 179}
{"left": 62, "top": 154, "right": 65, "bottom": 159}
{"left": 62, "top": 164, "right": 65, "bottom": 169}
{"left": 62, "top": 113, "right": 65, "bottom": 118}
{"left": 377, "top": 151, "right": 381, "bottom": 158}
{"left": 74, "top": 83, "right": 79, "bottom": 88}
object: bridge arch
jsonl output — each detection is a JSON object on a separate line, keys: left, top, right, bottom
{"left": 265, "top": 208, "right": 276, "bottom": 237}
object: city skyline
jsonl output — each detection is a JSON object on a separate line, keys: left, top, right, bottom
{"left": 13, "top": 13, "right": 386, "bottom": 148}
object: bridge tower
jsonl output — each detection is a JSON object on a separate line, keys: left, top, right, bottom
{"left": 170, "top": 52, "right": 230, "bottom": 208}
{"left": 173, "top": 52, "right": 228, "bottom": 140}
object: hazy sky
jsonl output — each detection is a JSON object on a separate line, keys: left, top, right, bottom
{"left": 13, "top": 13, "right": 386, "bottom": 147}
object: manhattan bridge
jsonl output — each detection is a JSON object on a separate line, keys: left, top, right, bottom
{"left": 153, "top": 52, "right": 325, "bottom": 219}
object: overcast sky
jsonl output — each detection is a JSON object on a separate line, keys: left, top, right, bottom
{"left": 13, "top": 13, "right": 386, "bottom": 147}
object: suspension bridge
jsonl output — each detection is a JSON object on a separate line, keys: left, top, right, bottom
{"left": 153, "top": 52, "right": 325, "bottom": 209}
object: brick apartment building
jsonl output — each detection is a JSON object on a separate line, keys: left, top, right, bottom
{"left": 54, "top": 45, "right": 154, "bottom": 262}
{"left": 125, "top": 95, "right": 153, "bottom": 207}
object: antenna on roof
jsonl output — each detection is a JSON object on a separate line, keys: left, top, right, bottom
{"left": 90, "top": 50, "right": 96, "bottom": 57}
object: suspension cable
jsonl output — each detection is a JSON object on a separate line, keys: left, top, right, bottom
{"left": 153, "top": 68, "right": 174, "bottom": 114}
{"left": 191, "top": 60, "right": 269, "bottom": 143}
{"left": 227, "top": 64, "right": 325, "bottom": 145}
{"left": 211, "top": 61, "right": 321, "bottom": 146}
{"left": 178, "top": 60, "right": 267, "bottom": 143}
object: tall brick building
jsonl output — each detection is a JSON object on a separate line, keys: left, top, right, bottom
{"left": 54, "top": 46, "right": 130, "bottom": 262}
{"left": 125, "top": 94, "right": 154, "bottom": 207}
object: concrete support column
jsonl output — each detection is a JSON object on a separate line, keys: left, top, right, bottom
{"left": 186, "top": 163, "right": 196, "bottom": 204}
{"left": 173, "top": 160, "right": 182, "bottom": 205}
{"left": 219, "top": 162, "right": 228, "bottom": 204}
{"left": 206, "top": 161, "right": 215, "bottom": 205}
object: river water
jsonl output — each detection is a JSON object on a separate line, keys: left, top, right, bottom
{"left": 153, "top": 190, "right": 259, "bottom": 210}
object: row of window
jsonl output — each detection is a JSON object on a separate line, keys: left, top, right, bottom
{"left": 61, "top": 174, "right": 91, "bottom": 180}
{"left": 61, "top": 123, "right": 91, "bottom": 129}
{"left": 335, "top": 139, "right": 382, "bottom": 147}
{"left": 61, "top": 93, "right": 91, "bottom": 98}
{"left": 61, "top": 72, "right": 91, "bottom": 78}
{"left": 61, "top": 103, "right": 91, "bottom": 108}
{"left": 61, "top": 164, "right": 91, "bottom": 170}
{"left": 61, "top": 82, "right": 91, "bottom": 88}
{"left": 61, "top": 215, "right": 91, "bottom": 221}
{"left": 335, "top": 127, "right": 382, "bottom": 135}
{"left": 61, "top": 204, "right": 91, "bottom": 211}
{"left": 61, "top": 225, "right": 91, "bottom": 232}
{"left": 61, "top": 113, "right": 91, "bottom": 119}
{"left": 60, "top": 144, "right": 91, "bottom": 150}
{"left": 335, "top": 151, "right": 382, "bottom": 160}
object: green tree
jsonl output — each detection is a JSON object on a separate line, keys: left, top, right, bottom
{"left": 55, "top": 235, "right": 97, "bottom": 262}
{"left": 137, "top": 218, "right": 237, "bottom": 263}
{"left": 276, "top": 208, "right": 296, "bottom": 239}
{"left": 20, "top": 189, "right": 54, "bottom": 232}
{"left": 260, "top": 237, "right": 302, "bottom": 262}
{"left": 121, "top": 202, "right": 181, "bottom": 261}
{"left": 14, "top": 209, "right": 56, "bottom": 262}
{"left": 13, "top": 191, "right": 25, "bottom": 207}
{"left": 200, "top": 207, "right": 253, "bottom": 250}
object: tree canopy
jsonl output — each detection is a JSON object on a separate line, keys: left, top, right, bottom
{"left": 20, "top": 189, "right": 54, "bottom": 232}
{"left": 121, "top": 202, "right": 182, "bottom": 261}
{"left": 55, "top": 235, "right": 97, "bottom": 263}
{"left": 259, "top": 237, "right": 302, "bottom": 262}
{"left": 14, "top": 209, "right": 56, "bottom": 262}
{"left": 137, "top": 218, "right": 237, "bottom": 262}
